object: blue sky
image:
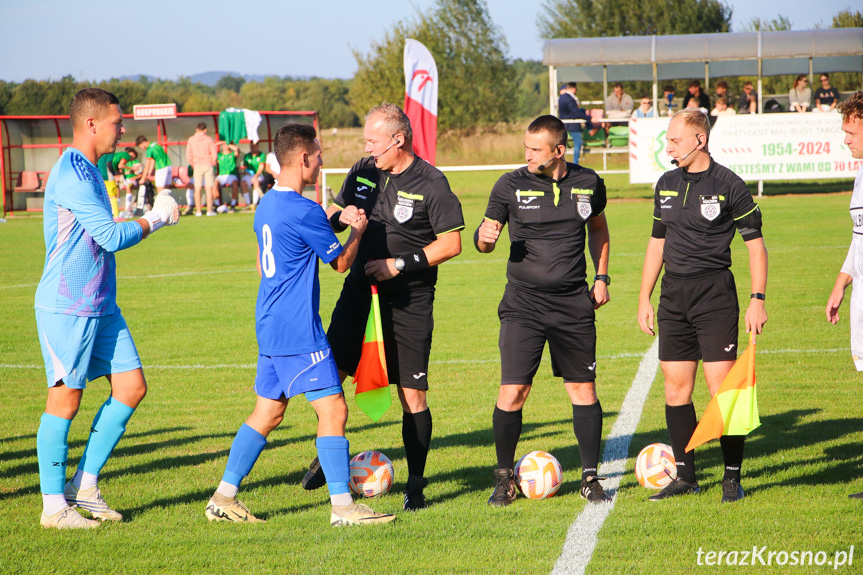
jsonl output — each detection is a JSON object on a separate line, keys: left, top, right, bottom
{"left": 0, "top": 0, "right": 855, "bottom": 82}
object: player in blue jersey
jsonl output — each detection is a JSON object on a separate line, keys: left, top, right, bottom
{"left": 204, "top": 124, "right": 396, "bottom": 526}
{"left": 34, "top": 88, "right": 180, "bottom": 529}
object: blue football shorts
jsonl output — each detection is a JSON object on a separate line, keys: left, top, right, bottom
{"left": 35, "top": 308, "right": 142, "bottom": 389}
{"left": 255, "top": 348, "right": 342, "bottom": 401}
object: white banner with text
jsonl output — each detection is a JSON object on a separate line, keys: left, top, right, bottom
{"left": 629, "top": 114, "right": 860, "bottom": 185}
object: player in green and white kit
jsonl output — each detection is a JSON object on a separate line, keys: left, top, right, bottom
{"left": 216, "top": 142, "right": 240, "bottom": 213}
{"left": 135, "top": 136, "right": 172, "bottom": 213}
{"left": 241, "top": 142, "right": 266, "bottom": 211}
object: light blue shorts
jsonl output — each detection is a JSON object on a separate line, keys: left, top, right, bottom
{"left": 255, "top": 349, "right": 342, "bottom": 401}
{"left": 35, "top": 309, "right": 142, "bottom": 389}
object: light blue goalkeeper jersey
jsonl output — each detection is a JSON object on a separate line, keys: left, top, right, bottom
{"left": 34, "top": 148, "right": 143, "bottom": 317}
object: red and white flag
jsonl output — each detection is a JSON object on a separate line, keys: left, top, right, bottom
{"left": 404, "top": 39, "right": 438, "bottom": 165}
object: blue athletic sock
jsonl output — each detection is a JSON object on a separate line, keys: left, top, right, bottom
{"left": 316, "top": 436, "right": 350, "bottom": 496}
{"left": 222, "top": 424, "right": 267, "bottom": 487}
{"left": 37, "top": 413, "right": 72, "bottom": 495}
{"left": 78, "top": 396, "right": 135, "bottom": 476}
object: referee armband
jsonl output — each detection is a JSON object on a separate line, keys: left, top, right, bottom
{"left": 651, "top": 218, "right": 667, "bottom": 239}
{"left": 735, "top": 206, "right": 763, "bottom": 241}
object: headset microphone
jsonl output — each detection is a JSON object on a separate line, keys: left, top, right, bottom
{"left": 373, "top": 138, "right": 399, "bottom": 160}
{"left": 670, "top": 137, "right": 702, "bottom": 166}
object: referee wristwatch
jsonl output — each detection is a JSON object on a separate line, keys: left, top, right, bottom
{"left": 394, "top": 257, "right": 406, "bottom": 273}
{"left": 594, "top": 274, "right": 611, "bottom": 286}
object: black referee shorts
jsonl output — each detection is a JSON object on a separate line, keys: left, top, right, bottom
{"left": 658, "top": 269, "right": 739, "bottom": 363}
{"left": 498, "top": 284, "right": 597, "bottom": 384}
{"left": 327, "top": 280, "right": 435, "bottom": 390}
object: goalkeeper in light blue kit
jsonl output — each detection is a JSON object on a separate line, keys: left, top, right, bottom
{"left": 34, "top": 88, "right": 180, "bottom": 529}
{"left": 204, "top": 124, "right": 395, "bottom": 526}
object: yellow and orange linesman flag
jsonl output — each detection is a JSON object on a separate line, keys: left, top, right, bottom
{"left": 685, "top": 334, "right": 761, "bottom": 452}
{"left": 353, "top": 284, "right": 392, "bottom": 422}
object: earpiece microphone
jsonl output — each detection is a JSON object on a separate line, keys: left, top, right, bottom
{"left": 671, "top": 138, "right": 702, "bottom": 166}
{"left": 373, "top": 138, "right": 399, "bottom": 160}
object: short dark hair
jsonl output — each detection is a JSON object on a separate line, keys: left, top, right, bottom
{"left": 69, "top": 88, "right": 120, "bottom": 129}
{"left": 821, "top": 73, "right": 831, "bottom": 80}
{"left": 743, "top": 81, "right": 753, "bottom": 88}
{"left": 273, "top": 123, "right": 318, "bottom": 167}
{"left": 135, "top": 135, "right": 148, "bottom": 146}
{"left": 612, "top": 82, "right": 623, "bottom": 89}
{"left": 688, "top": 80, "right": 701, "bottom": 88}
{"left": 124, "top": 146, "right": 135, "bottom": 154}
{"left": 566, "top": 82, "right": 577, "bottom": 89}
{"left": 196, "top": 122, "right": 207, "bottom": 131}
{"left": 716, "top": 81, "right": 728, "bottom": 90}
{"left": 527, "top": 115, "right": 567, "bottom": 149}
{"left": 663, "top": 84, "right": 675, "bottom": 93}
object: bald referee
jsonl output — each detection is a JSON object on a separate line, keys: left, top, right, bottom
{"left": 638, "top": 109, "right": 768, "bottom": 503}
{"left": 476, "top": 115, "right": 612, "bottom": 506}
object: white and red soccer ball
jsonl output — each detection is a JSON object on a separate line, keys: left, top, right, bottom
{"left": 349, "top": 451, "right": 394, "bottom": 497}
{"left": 635, "top": 443, "right": 677, "bottom": 489}
{"left": 515, "top": 450, "right": 563, "bottom": 499}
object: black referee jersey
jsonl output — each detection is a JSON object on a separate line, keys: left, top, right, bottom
{"left": 333, "top": 156, "right": 465, "bottom": 295}
{"left": 652, "top": 158, "right": 762, "bottom": 276}
{"left": 483, "top": 163, "right": 606, "bottom": 293}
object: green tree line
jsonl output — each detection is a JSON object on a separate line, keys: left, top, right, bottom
{"left": 0, "top": 3, "right": 859, "bottom": 129}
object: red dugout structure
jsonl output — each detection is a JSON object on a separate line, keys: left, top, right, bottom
{"left": 1, "top": 110, "right": 320, "bottom": 216}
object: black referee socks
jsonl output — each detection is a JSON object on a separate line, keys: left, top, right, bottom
{"left": 720, "top": 435, "right": 745, "bottom": 482}
{"left": 403, "top": 409, "right": 433, "bottom": 478}
{"left": 493, "top": 406, "right": 523, "bottom": 470}
{"left": 666, "top": 403, "right": 697, "bottom": 483}
{"left": 572, "top": 401, "right": 603, "bottom": 480}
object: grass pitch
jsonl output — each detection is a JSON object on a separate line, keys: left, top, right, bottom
{"left": 1, "top": 174, "right": 861, "bottom": 574}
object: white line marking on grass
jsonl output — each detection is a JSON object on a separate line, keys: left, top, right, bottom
{"left": 0, "top": 346, "right": 847, "bottom": 372}
{"left": 0, "top": 269, "right": 257, "bottom": 290}
{"left": 550, "top": 338, "right": 659, "bottom": 575}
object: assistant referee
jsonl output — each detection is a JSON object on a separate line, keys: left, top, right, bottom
{"left": 638, "top": 109, "right": 768, "bottom": 503}
{"left": 476, "top": 115, "right": 612, "bottom": 506}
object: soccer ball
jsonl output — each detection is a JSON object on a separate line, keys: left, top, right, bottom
{"left": 635, "top": 443, "right": 677, "bottom": 489}
{"left": 514, "top": 450, "right": 563, "bottom": 499}
{"left": 349, "top": 451, "right": 394, "bottom": 497}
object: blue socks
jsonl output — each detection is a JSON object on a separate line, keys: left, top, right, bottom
{"left": 78, "top": 396, "right": 135, "bottom": 476}
{"left": 222, "top": 423, "right": 267, "bottom": 487}
{"left": 316, "top": 436, "right": 351, "bottom": 497}
{"left": 37, "top": 413, "right": 72, "bottom": 495}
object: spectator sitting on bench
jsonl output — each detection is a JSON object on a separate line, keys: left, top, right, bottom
{"left": 215, "top": 141, "right": 240, "bottom": 214}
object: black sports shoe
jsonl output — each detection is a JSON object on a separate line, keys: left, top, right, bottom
{"left": 849, "top": 492, "right": 863, "bottom": 500}
{"left": 580, "top": 476, "right": 612, "bottom": 503}
{"left": 648, "top": 477, "right": 700, "bottom": 501}
{"left": 721, "top": 478, "right": 744, "bottom": 503}
{"left": 403, "top": 475, "right": 428, "bottom": 511}
{"left": 488, "top": 468, "right": 517, "bottom": 507}
{"left": 301, "top": 456, "right": 326, "bottom": 491}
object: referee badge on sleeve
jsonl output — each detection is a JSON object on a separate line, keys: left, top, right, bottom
{"left": 700, "top": 195, "right": 720, "bottom": 221}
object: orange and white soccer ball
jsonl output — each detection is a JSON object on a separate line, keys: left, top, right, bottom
{"left": 349, "top": 451, "right": 394, "bottom": 497}
{"left": 514, "top": 450, "right": 563, "bottom": 499}
{"left": 635, "top": 443, "right": 677, "bottom": 489}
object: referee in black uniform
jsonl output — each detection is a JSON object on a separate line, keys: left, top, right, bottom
{"left": 318, "top": 103, "right": 464, "bottom": 511}
{"left": 638, "top": 109, "right": 768, "bottom": 503}
{"left": 476, "top": 115, "right": 612, "bottom": 506}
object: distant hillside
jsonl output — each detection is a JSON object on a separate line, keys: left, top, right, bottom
{"left": 117, "top": 72, "right": 306, "bottom": 86}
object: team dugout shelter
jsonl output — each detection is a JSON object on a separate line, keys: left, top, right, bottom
{"left": 1, "top": 109, "right": 320, "bottom": 216}
{"left": 544, "top": 28, "right": 863, "bottom": 115}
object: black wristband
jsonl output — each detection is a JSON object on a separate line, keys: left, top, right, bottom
{"left": 400, "top": 249, "right": 430, "bottom": 273}
{"left": 329, "top": 210, "right": 348, "bottom": 232}
{"left": 750, "top": 292, "right": 766, "bottom": 300}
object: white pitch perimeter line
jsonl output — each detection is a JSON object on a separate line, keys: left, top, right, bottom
{"left": 550, "top": 338, "right": 659, "bottom": 575}
{"left": 0, "top": 268, "right": 257, "bottom": 290}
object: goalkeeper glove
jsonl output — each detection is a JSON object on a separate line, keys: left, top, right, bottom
{"left": 142, "top": 190, "right": 180, "bottom": 233}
